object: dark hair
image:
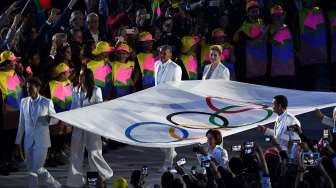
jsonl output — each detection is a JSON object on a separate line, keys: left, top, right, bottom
{"left": 55, "top": 43, "right": 71, "bottom": 63}
{"left": 274, "top": 95, "right": 288, "bottom": 109}
{"left": 26, "top": 77, "right": 42, "bottom": 88}
{"left": 70, "top": 28, "right": 82, "bottom": 38}
{"left": 229, "top": 157, "right": 245, "bottom": 175}
{"left": 160, "top": 45, "right": 172, "bottom": 53}
{"left": 161, "top": 171, "right": 174, "bottom": 188}
{"left": 83, "top": 40, "right": 95, "bottom": 59}
{"left": 173, "top": 178, "right": 184, "bottom": 188}
{"left": 81, "top": 66, "right": 95, "bottom": 101}
{"left": 130, "top": 170, "right": 141, "bottom": 186}
{"left": 206, "top": 129, "right": 223, "bottom": 145}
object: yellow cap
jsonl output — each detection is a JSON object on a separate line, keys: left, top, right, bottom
{"left": 54, "top": 63, "right": 71, "bottom": 76}
{"left": 113, "top": 177, "right": 128, "bottom": 188}
{"left": 180, "top": 36, "right": 200, "bottom": 53}
{"left": 138, "top": 31, "right": 154, "bottom": 42}
{"left": 116, "top": 43, "right": 132, "bottom": 53}
{"left": 0, "top": 50, "right": 18, "bottom": 64}
{"left": 92, "top": 41, "right": 113, "bottom": 55}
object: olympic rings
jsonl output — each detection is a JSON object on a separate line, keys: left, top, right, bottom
{"left": 209, "top": 105, "right": 273, "bottom": 128}
{"left": 206, "top": 96, "right": 268, "bottom": 113}
{"left": 166, "top": 111, "right": 229, "bottom": 129}
{"left": 125, "top": 122, "right": 189, "bottom": 143}
{"left": 125, "top": 96, "right": 273, "bottom": 143}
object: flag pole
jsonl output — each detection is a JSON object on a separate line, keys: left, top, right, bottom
{"left": 20, "top": 0, "right": 31, "bottom": 15}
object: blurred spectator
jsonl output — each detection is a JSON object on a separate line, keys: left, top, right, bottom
{"left": 295, "top": 0, "right": 328, "bottom": 91}
{"left": 234, "top": 0, "right": 268, "bottom": 85}
{"left": 268, "top": 4, "right": 296, "bottom": 89}
{"left": 86, "top": 41, "right": 113, "bottom": 100}
{"left": 111, "top": 43, "right": 138, "bottom": 98}
{"left": 135, "top": 31, "right": 158, "bottom": 89}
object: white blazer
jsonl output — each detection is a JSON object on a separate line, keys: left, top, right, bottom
{"left": 202, "top": 63, "right": 230, "bottom": 80}
{"left": 71, "top": 86, "right": 103, "bottom": 109}
{"left": 15, "top": 95, "right": 58, "bottom": 149}
{"left": 154, "top": 59, "right": 182, "bottom": 85}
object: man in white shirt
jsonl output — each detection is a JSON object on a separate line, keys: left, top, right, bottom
{"left": 15, "top": 77, "right": 61, "bottom": 188}
{"left": 154, "top": 45, "right": 182, "bottom": 172}
{"left": 257, "top": 95, "right": 301, "bottom": 151}
{"left": 155, "top": 45, "right": 182, "bottom": 85}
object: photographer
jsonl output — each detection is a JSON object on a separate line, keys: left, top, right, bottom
{"left": 194, "top": 129, "right": 228, "bottom": 169}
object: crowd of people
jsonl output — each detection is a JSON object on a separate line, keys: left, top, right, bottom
{"left": 0, "top": 0, "right": 336, "bottom": 187}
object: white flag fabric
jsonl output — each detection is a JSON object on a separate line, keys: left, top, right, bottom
{"left": 52, "top": 80, "right": 336, "bottom": 148}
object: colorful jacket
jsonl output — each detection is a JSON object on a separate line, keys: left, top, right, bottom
{"left": 111, "top": 61, "right": 135, "bottom": 97}
{"left": 179, "top": 54, "right": 199, "bottom": 80}
{"left": 235, "top": 20, "right": 268, "bottom": 78}
{"left": 269, "top": 24, "right": 295, "bottom": 77}
{"left": 298, "top": 7, "right": 327, "bottom": 65}
{"left": 87, "top": 59, "right": 112, "bottom": 100}
{"left": 136, "top": 52, "right": 159, "bottom": 88}
{"left": 0, "top": 70, "right": 24, "bottom": 112}
{"left": 48, "top": 80, "right": 72, "bottom": 113}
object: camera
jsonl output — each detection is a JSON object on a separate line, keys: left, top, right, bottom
{"left": 176, "top": 158, "right": 187, "bottom": 166}
{"left": 231, "top": 144, "right": 242, "bottom": 152}
{"left": 86, "top": 171, "right": 99, "bottom": 187}
{"left": 191, "top": 166, "right": 197, "bottom": 175}
{"left": 142, "top": 166, "right": 148, "bottom": 176}
{"left": 244, "top": 141, "right": 254, "bottom": 154}
{"left": 200, "top": 155, "right": 211, "bottom": 168}
{"left": 302, "top": 152, "right": 320, "bottom": 167}
{"left": 323, "top": 128, "right": 329, "bottom": 139}
{"left": 265, "top": 137, "right": 271, "bottom": 143}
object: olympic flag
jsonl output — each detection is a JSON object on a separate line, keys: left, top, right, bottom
{"left": 52, "top": 80, "right": 336, "bottom": 148}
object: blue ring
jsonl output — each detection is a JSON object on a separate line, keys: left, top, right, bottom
{"left": 125, "top": 122, "right": 189, "bottom": 143}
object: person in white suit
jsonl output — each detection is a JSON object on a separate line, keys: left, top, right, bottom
{"left": 154, "top": 45, "right": 182, "bottom": 172}
{"left": 257, "top": 95, "right": 301, "bottom": 151}
{"left": 66, "top": 67, "right": 113, "bottom": 187}
{"left": 15, "top": 77, "right": 61, "bottom": 188}
{"left": 202, "top": 45, "right": 230, "bottom": 80}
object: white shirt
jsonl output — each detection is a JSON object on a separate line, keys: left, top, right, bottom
{"left": 196, "top": 145, "right": 229, "bottom": 169}
{"left": 264, "top": 111, "right": 301, "bottom": 151}
{"left": 154, "top": 59, "right": 182, "bottom": 85}
{"left": 209, "top": 145, "right": 229, "bottom": 168}
{"left": 202, "top": 63, "right": 230, "bottom": 80}
{"left": 90, "top": 31, "right": 99, "bottom": 43}
{"left": 71, "top": 86, "right": 103, "bottom": 109}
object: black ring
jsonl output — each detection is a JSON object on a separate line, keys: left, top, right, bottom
{"left": 166, "top": 111, "right": 229, "bottom": 129}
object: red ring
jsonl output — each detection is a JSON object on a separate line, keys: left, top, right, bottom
{"left": 205, "top": 96, "right": 268, "bottom": 113}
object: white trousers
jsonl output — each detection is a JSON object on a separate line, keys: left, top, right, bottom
{"left": 66, "top": 128, "right": 113, "bottom": 187}
{"left": 161, "top": 147, "right": 176, "bottom": 168}
{"left": 25, "top": 146, "right": 60, "bottom": 188}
